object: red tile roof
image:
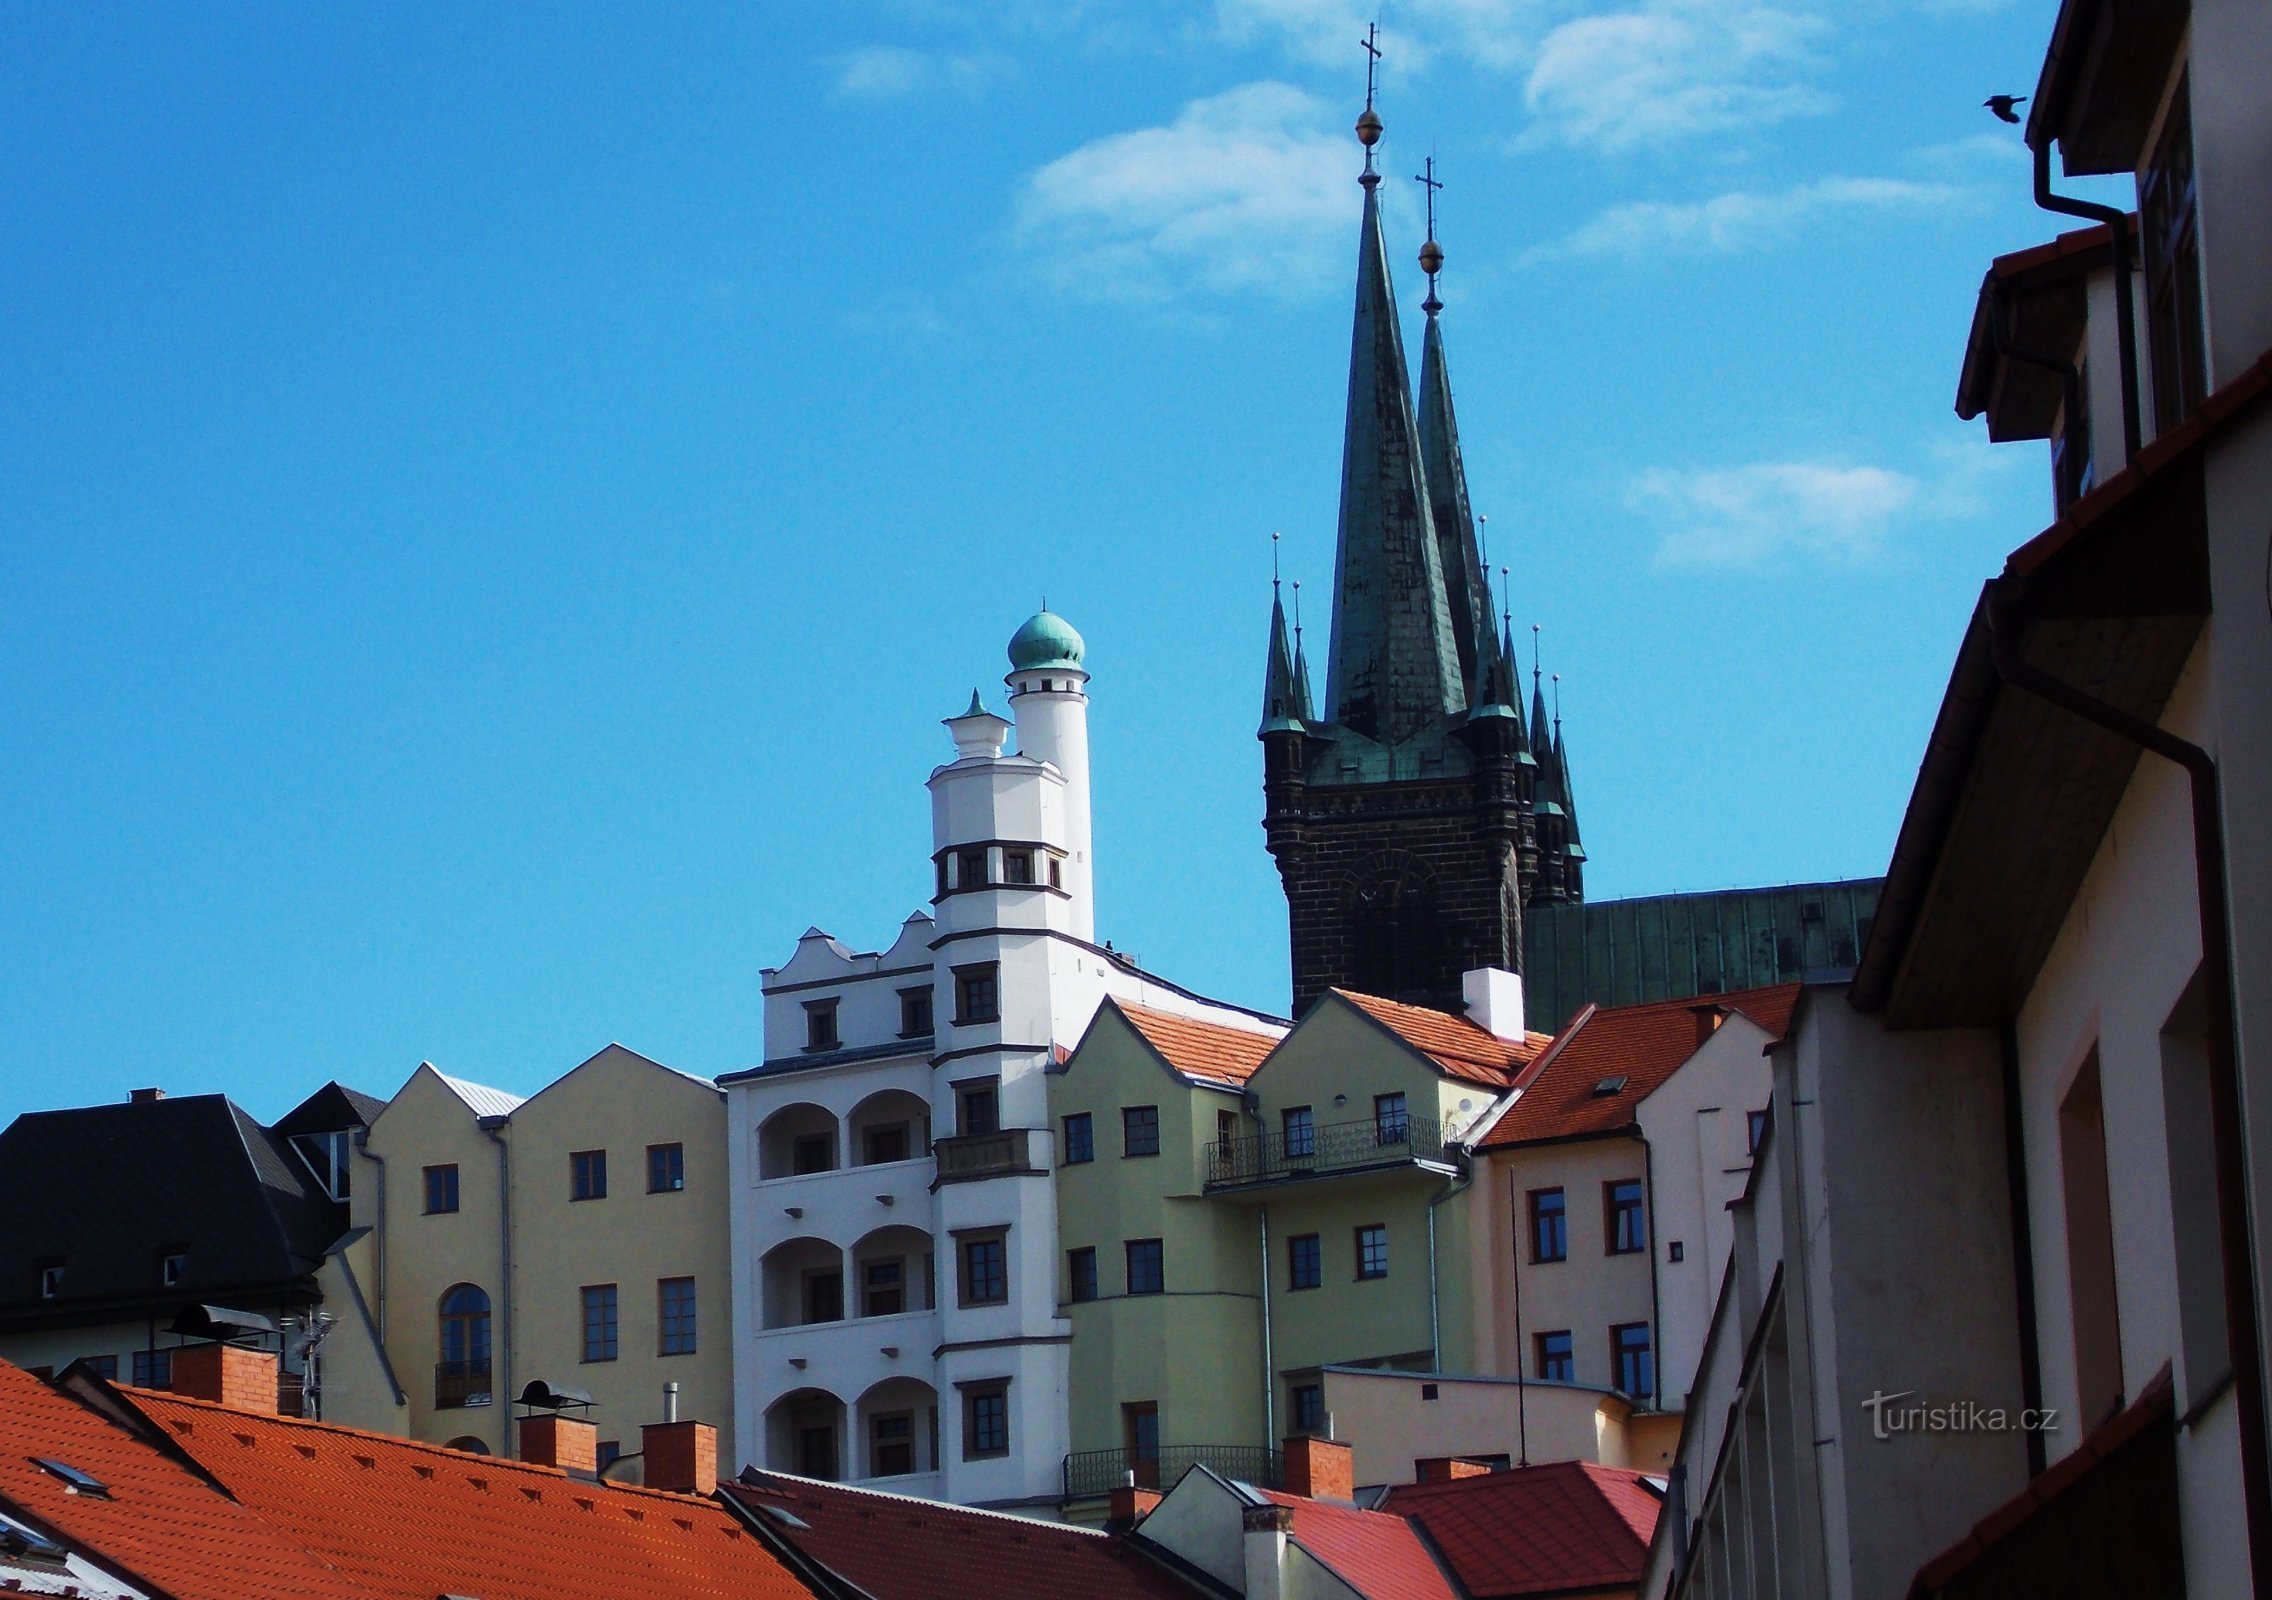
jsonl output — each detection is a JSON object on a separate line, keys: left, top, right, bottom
{"left": 1474, "top": 984, "right": 1799, "bottom": 1150}
{"left": 722, "top": 1472, "right": 1201, "bottom": 1599}
{"left": 1331, "top": 991, "right": 1554, "bottom": 1087}
{"left": 1253, "top": 1489, "right": 1461, "bottom": 1600}
{"left": 1114, "top": 1000, "right": 1285, "bottom": 1088}
{"left": 0, "top": 1361, "right": 370, "bottom": 1600}
{"left": 120, "top": 1388, "right": 813, "bottom": 1600}
{"left": 1380, "top": 1462, "right": 1662, "bottom": 1597}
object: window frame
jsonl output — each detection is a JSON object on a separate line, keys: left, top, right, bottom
{"left": 1282, "top": 1105, "right": 1315, "bottom": 1159}
{"left": 2140, "top": 74, "right": 2206, "bottom": 435}
{"left": 570, "top": 1149, "right": 609, "bottom": 1203}
{"left": 957, "top": 1230, "right": 1009, "bottom": 1308}
{"left": 424, "top": 1163, "right": 461, "bottom": 1215}
{"left": 803, "top": 998, "right": 841, "bottom": 1052}
{"left": 870, "top": 1409, "right": 916, "bottom": 1478}
{"left": 862, "top": 1258, "right": 905, "bottom": 1317}
{"left": 1536, "top": 1330, "right": 1574, "bottom": 1383}
{"left": 898, "top": 985, "right": 934, "bottom": 1038}
{"left": 1611, "top": 1321, "right": 1654, "bottom": 1400}
{"left": 1373, "top": 1091, "right": 1409, "bottom": 1145}
{"left": 580, "top": 1283, "right": 620, "bottom": 1364}
{"left": 955, "top": 1080, "right": 1000, "bottom": 1138}
{"left": 953, "top": 963, "right": 1001, "bottom": 1026}
{"left": 1355, "top": 1223, "right": 1389, "bottom": 1281}
{"left": 801, "top": 1268, "right": 845, "bottom": 1325}
{"left": 1062, "top": 1111, "right": 1095, "bottom": 1165}
{"left": 961, "top": 1381, "right": 1011, "bottom": 1460}
{"left": 1288, "top": 1232, "right": 1322, "bottom": 1291}
{"left": 658, "top": 1276, "right": 697, "bottom": 1356}
{"left": 647, "top": 1143, "right": 686, "bottom": 1194}
{"left": 1604, "top": 1179, "right": 1647, "bottom": 1256}
{"left": 1121, "top": 1104, "right": 1161, "bottom": 1158}
{"left": 1290, "top": 1382, "right": 1325, "bottom": 1435}
{"left": 1529, "top": 1187, "right": 1568, "bottom": 1264}
{"left": 1124, "top": 1237, "right": 1165, "bottom": 1296}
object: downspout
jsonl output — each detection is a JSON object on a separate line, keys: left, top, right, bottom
{"left": 1985, "top": 579, "right": 2271, "bottom": 1593}
{"left": 2031, "top": 137, "right": 2141, "bottom": 461}
{"left": 1259, "top": 1205, "right": 1276, "bottom": 1450}
{"left": 483, "top": 1117, "right": 514, "bottom": 1458}
{"left": 2000, "top": 1023, "right": 2049, "bottom": 1478}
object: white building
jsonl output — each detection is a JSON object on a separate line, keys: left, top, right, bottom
{"left": 723, "top": 611, "right": 1281, "bottom": 1511}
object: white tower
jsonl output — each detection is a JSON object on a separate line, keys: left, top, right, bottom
{"left": 1003, "top": 611, "right": 1094, "bottom": 943}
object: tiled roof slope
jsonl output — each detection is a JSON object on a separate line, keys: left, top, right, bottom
{"left": 122, "top": 1389, "right": 812, "bottom": 1600}
{"left": 1253, "top": 1489, "right": 1460, "bottom": 1600}
{"left": 1333, "top": 990, "right": 1553, "bottom": 1087}
{"left": 0, "top": 1360, "right": 369, "bottom": 1600}
{"left": 1380, "top": 1462, "right": 1661, "bottom": 1597}
{"left": 723, "top": 1471, "right": 1202, "bottom": 1599}
{"left": 1115, "top": 1001, "right": 1286, "bottom": 1088}
{"left": 0, "top": 1096, "right": 341, "bottom": 1322}
{"left": 1475, "top": 984, "right": 1799, "bottom": 1150}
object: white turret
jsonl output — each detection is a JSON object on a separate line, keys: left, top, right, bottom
{"left": 1003, "top": 610, "right": 1093, "bottom": 942}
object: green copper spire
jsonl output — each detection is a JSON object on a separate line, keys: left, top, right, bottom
{"left": 1554, "top": 697, "right": 1584, "bottom": 858}
{"left": 1260, "top": 586, "right": 1305, "bottom": 735}
{"left": 1291, "top": 580, "right": 1317, "bottom": 723}
{"left": 1413, "top": 169, "right": 1490, "bottom": 707}
{"left": 1322, "top": 102, "right": 1463, "bottom": 748}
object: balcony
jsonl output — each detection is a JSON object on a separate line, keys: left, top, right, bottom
{"left": 932, "top": 1126, "right": 1047, "bottom": 1185}
{"left": 1063, "top": 1444, "right": 1283, "bottom": 1500}
{"left": 1205, "top": 1115, "right": 1448, "bottom": 1189}
{"left": 434, "top": 1359, "right": 493, "bottom": 1410}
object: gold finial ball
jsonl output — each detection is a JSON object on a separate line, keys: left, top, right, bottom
{"left": 1419, "top": 239, "right": 1444, "bottom": 275}
{"left": 1356, "top": 107, "right": 1383, "bottom": 146}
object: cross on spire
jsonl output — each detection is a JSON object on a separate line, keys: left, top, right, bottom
{"left": 1415, "top": 154, "right": 1444, "bottom": 313}
{"left": 1355, "top": 23, "right": 1384, "bottom": 180}
{"left": 1361, "top": 22, "right": 1381, "bottom": 107}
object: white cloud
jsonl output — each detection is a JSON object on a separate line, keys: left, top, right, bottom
{"left": 1535, "top": 174, "right": 1960, "bottom": 259}
{"left": 1014, "top": 82, "right": 1356, "bottom": 303}
{"left": 1523, "top": 2, "right": 1830, "bottom": 152}
{"left": 830, "top": 45, "right": 1008, "bottom": 100}
{"left": 1636, "top": 461, "right": 1919, "bottom": 565}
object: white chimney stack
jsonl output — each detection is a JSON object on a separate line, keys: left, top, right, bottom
{"left": 1462, "top": 968, "right": 1525, "bottom": 1041}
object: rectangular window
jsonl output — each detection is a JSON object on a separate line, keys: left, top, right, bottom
{"left": 1605, "top": 1180, "right": 1646, "bottom": 1255}
{"left": 799, "top": 1425, "right": 837, "bottom": 1480}
{"left": 1746, "top": 1110, "right": 1769, "bottom": 1154}
{"left": 581, "top": 1284, "right": 619, "bottom": 1363}
{"left": 1062, "top": 1112, "right": 1095, "bottom": 1164}
{"left": 1529, "top": 1188, "right": 1567, "bottom": 1264}
{"left": 864, "top": 1124, "right": 910, "bottom": 1165}
{"left": 864, "top": 1259, "right": 905, "bottom": 1317}
{"left": 960, "top": 1235, "right": 1008, "bottom": 1306}
{"left": 935, "top": 855, "right": 949, "bottom": 899}
{"left": 160, "top": 1251, "right": 187, "bottom": 1288}
{"left": 1122, "top": 1105, "right": 1160, "bottom": 1158}
{"left": 1290, "top": 1382, "right": 1325, "bottom": 1435}
{"left": 2142, "top": 76, "right": 2206, "bottom": 434}
{"left": 1125, "top": 1238, "right": 1165, "bottom": 1296}
{"left": 597, "top": 1440, "right": 622, "bottom": 1471}
{"left": 1068, "top": 1246, "right": 1098, "bottom": 1303}
{"left": 899, "top": 986, "right": 933, "bottom": 1037}
{"left": 1612, "top": 1323, "right": 1654, "bottom": 1399}
{"left": 1049, "top": 857, "right": 1063, "bottom": 889}
{"left": 1002, "top": 848, "right": 1035, "bottom": 885}
{"left": 1282, "top": 1106, "right": 1315, "bottom": 1159}
{"left": 964, "top": 1385, "right": 1010, "bottom": 1458}
{"left": 804, "top": 999, "right": 840, "bottom": 1051}
{"left": 954, "top": 963, "right": 1000, "bottom": 1025}
{"left": 571, "top": 1150, "right": 608, "bottom": 1202}
{"left": 956, "top": 1082, "right": 999, "bottom": 1138}
{"left": 84, "top": 1354, "right": 119, "bottom": 1380}
{"left": 1355, "top": 1223, "right": 1389, "bottom": 1281}
{"left": 647, "top": 1143, "right": 685, "bottom": 1193}
{"left": 658, "top": 1277, "right": 697, "bottom": 1355}
{"left": 1536, "top": 1330, "right": 1574, "bottom": 1383}
{"left": 1288, "top": 1232, "right": 1322, "bottom": 1291}
{"left": 424, "top": 1164, "right": 460, "bottom": 1215}
{"left": 1124, "top": 1402, "right": 1161, "bottom": 1488}
{"left": 132, "top": 1349, "right": 172, "bottom": 1388}
{"left": 956, "top": 847, "right": 990, "bottom": 891}
{"left": 40, "top": 1263, "right": 65, "bottom": 1300}
{"left": 1374, "top": 1092, "right": 1408, "bottom": 1145}
{"left": 872, "top": 1411, "right": 915, "bottom": 1477}
{"left": 803, "top": 1270, "right": 844, "bottom": 1325}
{"left": 791, "top": 1132, "right": 834, "bottom": 1174}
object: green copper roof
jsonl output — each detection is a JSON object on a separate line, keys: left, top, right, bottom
{"left": 1259, "top": 591, "right": 1305, "bottom": 735}
{"left": 1008, "top": 610, "right": 1085, "bottom": 673}
{"left": 1417, "top": 310, "right": 1490, "bottom": 706}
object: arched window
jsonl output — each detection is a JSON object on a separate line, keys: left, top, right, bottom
{"left": 436, "top": 1284, "right": 492, "bottom": 1409}
{"left": 444, "top": 1435, "right": 491, "bottom": 1456}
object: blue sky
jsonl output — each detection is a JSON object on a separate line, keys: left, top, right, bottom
{"left": 0, "top": 2, "right": 2121, "bottom": 1119}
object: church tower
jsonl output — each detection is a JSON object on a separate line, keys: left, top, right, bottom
{"left": 1260, "top": 72, "right": 1585, "bottom": 1017}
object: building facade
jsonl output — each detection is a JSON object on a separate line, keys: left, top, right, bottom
{"left": 1258, "top": 91, "right": 1585, "bottom": 1018}
{"left": 722, "top": 613, "right": 1281, "bottom": 1510}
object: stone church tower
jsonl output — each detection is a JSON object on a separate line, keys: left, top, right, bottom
{"left": 1260, "top": 93, "right": 1585, "bottom": 1018}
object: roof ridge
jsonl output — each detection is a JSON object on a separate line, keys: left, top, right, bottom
{"left": 732, "top": 1471, "right": 1115, "bottom": 1536}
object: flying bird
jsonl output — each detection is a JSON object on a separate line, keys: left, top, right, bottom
{"left": 1985, "top": 94, "right": 2027, "bottom": 124}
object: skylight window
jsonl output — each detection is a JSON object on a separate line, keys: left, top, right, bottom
{"left": 31, "top": 1458, "right": 108, "bottom": 1497}
{"left": 1591, "top": 1076, "right": 1629, "bottom": 1097}
{"left": 0, "top": 1510, "right": 65, "bottom": 1562}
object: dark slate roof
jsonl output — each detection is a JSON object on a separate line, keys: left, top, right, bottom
{"left": 0, "top": 1094, "right": 344, "bottom": 1329}
{"left": 1416, "top": 310, "right": 1491, "bottom": 705}
{"left": 270, "top": 1081, "right": 385, "bottom": 1139}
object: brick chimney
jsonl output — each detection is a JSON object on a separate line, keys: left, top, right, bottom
{"left": 1690, "top": 1003, "right": 1727, "bottom": 1048}
{"left": 642, "top": 1420, "right": 718, "bottom": 1496}
{"left": 1107, "top": 1482, "right": 1162, "bottom": 1527}
{"left": 170, "top": 1344, "right": 278, "bottom": 1414}
{"left": 129, "top": 1087, "right": 166, "bottom": 1104}
{"left": 520, "top": 1413, "right": 599, "bottom": 1476}
{"left": 1282, "top": 1435, "right": 1353, "bottom": 1503}
{"left": 1414, "top": 1456, "right": 1494, "bottom": 1484}
{"left": 1241, "top": 1502, "right": 1294, "bottom": 1600}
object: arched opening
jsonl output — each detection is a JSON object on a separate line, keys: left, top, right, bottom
{"left": 853, "top": 1377, "right": 938, "bottom": 1480}
{"left": 847, "top": 1089, "right": 930, "bottom": 1168}
{"left": 764, "top": 1387, "right": 848, "bottom": 1481}
{"left": 758, "top": 1103, "right": 840, "bottom": 1179}
{"left": 760, "top": 1237, "right": 846, "bottom": 1330}
{"left": 444, "top": 1435, "right": 491, "bottom": 1456}
{"left": 1348, "top": 868, "right": 1438, "bottom": 1003}
{"left": 436, "top": 1283, "right": 492, "bottom": 1408}
{"left": 850, "top": 1225, "right": 935, "bottom": 1318}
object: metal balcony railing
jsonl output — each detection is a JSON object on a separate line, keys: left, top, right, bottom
{"left": 1205, "top": 1114, "right": 1447, "bottom": 1188}
{"left": 434, "top": 1359, "right": 493, "bottom": 1409}
{"left": 932, "top": 1126, "right": 1046, "bottom": 1184}
{"left": 1063, "top": 1444, "right": 1283, "bottom": 1500}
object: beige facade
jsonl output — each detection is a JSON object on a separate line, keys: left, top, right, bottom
{"left": 343, "top": 1046, "right": 733, "bottom": 1469}
{"left": 1317, "top": 1366, "right": 1679, "bottom": 1487}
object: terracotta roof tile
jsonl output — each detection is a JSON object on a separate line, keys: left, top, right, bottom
{"left": 722, "top": 1472, "right": 1199, "bottom": 1599}
{"left": 1379, "top": 1462, "right": 1661, "bottom": 1597}
{"left": 1330, "top": 991, "right": 1553, "bottom": 1087}
{"left": 1113, "top": 1001, "right": 1286, "bottom": 1088}
{"left": 0, "top": 1361, "right": 369, "bottom": 1600}
{"left": 1475, "top": 984, "right": 1799, "bottom": 1150}
{"left": 1253, "top": 1490, "right": 1460, "bottom": 1600}
{"left": 121, "top": 1389, "right": 812, "bottom": 1600}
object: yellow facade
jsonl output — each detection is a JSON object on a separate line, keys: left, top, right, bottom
{"left": 345, "top": 1046, "right": 733, "bottom": 1468}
